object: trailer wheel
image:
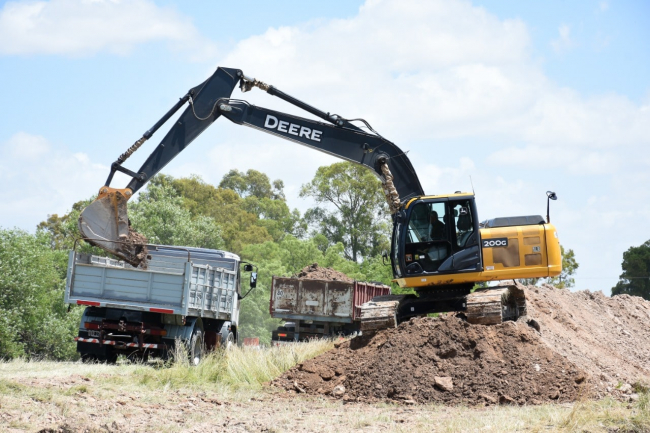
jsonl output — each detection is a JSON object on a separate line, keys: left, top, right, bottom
{"left": 189, "top": 329, "right": 204, "bottom": 366}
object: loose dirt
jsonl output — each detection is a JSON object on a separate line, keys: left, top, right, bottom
{"left": 274, "top": 283, "right": 650, "bottom": 405}
{"left": 126, "top": 228, "right": 149, "bottom": 268}
{"left": 292, "top": 263, "right": 354, "bottom": 283}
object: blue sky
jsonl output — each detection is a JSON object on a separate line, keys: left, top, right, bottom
{"left": 1, "top": 0, "right": 648, "bottom": 294}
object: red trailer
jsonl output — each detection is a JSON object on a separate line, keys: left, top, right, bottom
{"left": 270, "top": 277, "right": 390, "bottom": 342}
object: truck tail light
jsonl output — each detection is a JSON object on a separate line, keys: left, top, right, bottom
{"left": 77, "top": 300, "right": 101, "bottom": 307}
{"left": 149, "top": 308, "right": 174, "bottom": 314}
{"left": 278, "top": 333, "right": 287, "bottom": 337}
{"left": 84, "top": 322, "right": 100, "bottom": 330}
{"left": 146, "top": 329, "right": 167, "bottom": 336}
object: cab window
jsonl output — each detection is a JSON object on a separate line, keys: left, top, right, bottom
{"left": 451, "top": 200, "right": 474, "bottom": 248}
{"left": 404, "top": 202, "right": 450, "bottom": 273}
{"left": 406, "top": 202, "right": 447, "bottom": 244}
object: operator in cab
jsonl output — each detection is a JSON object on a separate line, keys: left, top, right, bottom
{"left": 430, "top": 211, "right": 446, "bottom": 240}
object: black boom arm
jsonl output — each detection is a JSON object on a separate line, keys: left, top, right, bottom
{"left": 217, "top": 100, "right": 423, "bottom": 201}
{"left": 108, "top": 66, "right": 424, "bottom": 202}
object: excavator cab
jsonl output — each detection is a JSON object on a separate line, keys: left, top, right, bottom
{"left": 394, "top": 193, "right": 481, "bottom": 278}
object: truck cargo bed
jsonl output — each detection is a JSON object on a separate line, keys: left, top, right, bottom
{"left": 65, "top": 247, "right": 238, "bottom": 320}
{"left": 270, "top": 277, "right": 390, "bottom": 323}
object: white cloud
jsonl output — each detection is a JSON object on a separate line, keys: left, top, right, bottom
{"left": 0, "top": 0, "right": 214, "bottom": 57}
{"left": 551, "top": 24, "right": 576, "bottom": 53}
{"left": 206, "top": 0, "right": 650, "bottom": 294}
{"left": 0, "top": 132, "right": 131, "bottom": 229}
{"left": 4, "top": 131, "right": 50, "bottom": 159}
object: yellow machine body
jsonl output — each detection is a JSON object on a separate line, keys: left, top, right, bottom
{"left": 395, "top": 192, "right": 562, "bottom": 289}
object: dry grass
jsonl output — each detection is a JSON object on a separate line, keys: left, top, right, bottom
{"left": 0, "top": 344, "right": 648, "bottom": 432}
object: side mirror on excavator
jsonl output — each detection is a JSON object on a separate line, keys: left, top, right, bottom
{"left": 381, "top": 250, "right": 389, "bottom": 266}
{"left": 546, "top": 191, "right": 557, "bottom": 223}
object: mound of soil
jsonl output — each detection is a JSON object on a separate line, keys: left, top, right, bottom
{"left": 292, "top": 263, "right": 354, "bottom": 283}
{"left": 526, "top": 284, "right": 650, "bottom": 392}
{"left": 274, "top": 284, "right": 650, "bottom": 405}
{"left": 274, "top": 315, "right": 586, "bottom": 405}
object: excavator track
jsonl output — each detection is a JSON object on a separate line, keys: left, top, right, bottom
{"left": 358, "top": 295, "right": 406, "bottom": 332}
{"left": 358, "top": 283, "right": 527, "bottom": 332}
{"left": 465, "top": 284, "right": 527, "bottom": 325}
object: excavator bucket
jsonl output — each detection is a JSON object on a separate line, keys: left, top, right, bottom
{"left": 78, "top": 188, "right": 147, "bottom": 267}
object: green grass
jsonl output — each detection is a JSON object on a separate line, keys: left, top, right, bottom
{"left": 109, "top": 339, "right": 335, "bottom": 392}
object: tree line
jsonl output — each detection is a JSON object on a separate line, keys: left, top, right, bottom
{"left": 1, "top": 162, "right": 397, "bottom": 358}
{"left": 4, "top": 161, "right": 637, "bottom": 361}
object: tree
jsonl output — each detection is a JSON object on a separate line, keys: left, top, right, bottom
{"left": 155, "top": 174, "right": 303, "bottom": 252}
{"left": 219, "top": 169, "right": 285, "bottom": 200}
{"left": 612, "top": 240, "right": 650, "bottom": 300}
{"left": 129, "top": 181, "right": 224, "bottom": 249}
{"left": 548, "top": 245, "right": 579, "bottom": 288}
{"left": 37, "top": 198, "right": 110, "bottom": 258}
{"left": 519, "top": 244, "right": 579, "bottom": 288}
{"left": 300, "top": 162, "right": 390, "bottom": 262}
{"left": 0, "top": 228, "right": 81, "bottom": 360}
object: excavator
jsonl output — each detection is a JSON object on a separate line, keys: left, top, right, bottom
{"left": 78, "top": 66, "right": 562, "bottom": 330}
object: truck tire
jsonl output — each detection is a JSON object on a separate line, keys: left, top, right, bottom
{"left": 81, "top": 353, "right": 97, "bottom": 363}
{"left": 189, "top": 329, "right": 204, "bottom": 366}
{"left": 97, "top": 352, "right": 117, "bottom": 364}
{"left": 224, "top": 332, "right": 235, "bottom": 350}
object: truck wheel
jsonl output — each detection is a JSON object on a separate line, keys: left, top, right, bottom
{"left": 81, "top": 353, "right": 97, "bottom": 363}
{"left": 97, "top": 352, "right": 117, "bottom": 364}
{"left": 127, "top": 350, "right": 149, "bottom": 364}
{"left": 189, "top": 329, "right": 204, "bottom": 366}
{"left": 224, "top": 332, "right": 235, "bottom": 350}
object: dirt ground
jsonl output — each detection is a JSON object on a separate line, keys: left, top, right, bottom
{"left": 3, "top": 283, "right": 650, "bottom": 432}
{"left": 0, "top": 369, "right": 627, "bottom": 433}
{"left": 274, "top": 283, "right": 650, "bottom": 405}
{"left": 0, "top": 359, "right": 646, "bottom": 433}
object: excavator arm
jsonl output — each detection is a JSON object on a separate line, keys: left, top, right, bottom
{"left": 79, "top": 67, "right": 423, "bottom": 265}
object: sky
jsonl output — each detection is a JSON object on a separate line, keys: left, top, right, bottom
{"left": 0, "top": 0, "right": 648, "bottom": 295}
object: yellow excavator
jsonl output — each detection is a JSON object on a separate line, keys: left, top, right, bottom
{"left": 78, "top": 67, "right": 562, "bottom": 330}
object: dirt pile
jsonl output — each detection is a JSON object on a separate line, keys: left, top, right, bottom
{"left": 274, "top": 315, "right": 586, "bottom": 405}
{"left": 525, "top": 284, "right": 650, "bottom": 391}
{"left": 292, "top": 263, "right": 354, "bottom": 283}
{"left": 274, "top": 284, "right": 650, "bottom": 405}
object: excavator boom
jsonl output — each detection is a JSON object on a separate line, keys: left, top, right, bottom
{"left": 79, "top": 67, "right": 424, "bottom": 265}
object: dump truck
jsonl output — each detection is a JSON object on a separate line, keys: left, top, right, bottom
{"left": 270, "top": 276, "right": 390, "bottom": 343}
{"left": 65, "top": 245, "right": 257, "bottom": 364}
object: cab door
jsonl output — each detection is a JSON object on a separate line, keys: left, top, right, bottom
{"left": 400, "top": 197, "right": 481, "bottom": 276}
{"left": 439, "top": 198, "right": 482, "bottom": 273}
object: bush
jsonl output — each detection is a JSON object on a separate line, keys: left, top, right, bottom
{"left": 0, "top": 228, "right": 80, "bottom": 360}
